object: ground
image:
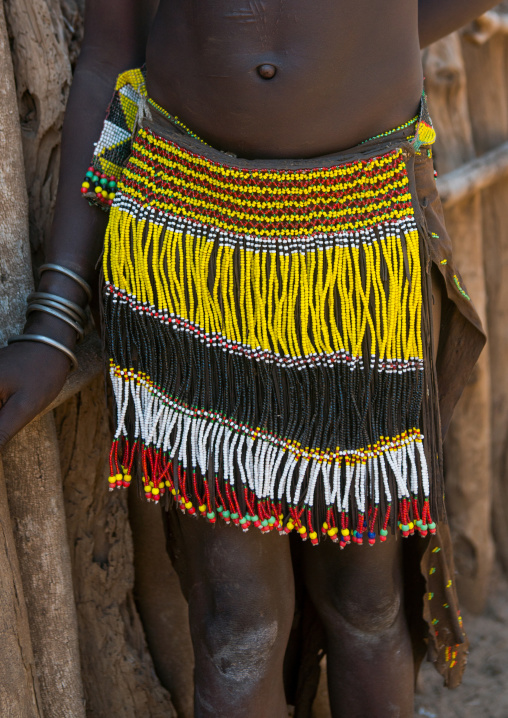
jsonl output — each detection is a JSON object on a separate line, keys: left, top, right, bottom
{"left": 309, "top": 567, "right": 508, "bottom": 718}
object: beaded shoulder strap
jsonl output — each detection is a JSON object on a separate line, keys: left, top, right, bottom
{"left": 81, "top": 67, "right": 147, "bottom": 209}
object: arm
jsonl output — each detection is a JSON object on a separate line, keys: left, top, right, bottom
{"left": 0, "top": 0, "right": 158, "bottom": 447}
{"left": 419, "top": 0, "right": 500, "bottom": 47}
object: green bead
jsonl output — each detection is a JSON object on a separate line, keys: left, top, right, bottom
{"left": 421, "top": 524, "right": 428, "bottom": 531}
{"left": 416, "top": 519, "right": 423, "bottom": 528}
{"left": 428, "top": 522, "right": 436, "bottom": 530}
{"left": 239, "top": 517, "right": 247, "bottom": 525}
{"left": 231, "top": 513, "right": 239, "bottom": 520}
{"left": 108, "top": 180, "right": 116, "bottom": 189}
{"left": 380, "top": 528, "right": 388, "bottom": 536}
{"left": 261, "top": 519, "right": 268, "bottom": 527}
{"left": 99, "top": 177, "right": 107, "bottom": 186}
{"left": 85, "top": 170, "right": 94, "bottom": 178}
{"left": 268, "top": 517, "right": 276, "bottom": 525}
{"left": 217, "top": 505, "right": 223, "bottom": 513}
{"left": 206, "top": 511, "right": 215, "bottom": 520}
{"left": 92, "top": 175, "right": 99, "bottom": 183}
{"left": 251, "top": 515, "right": 259, "bottom": 523}
{"left": 401, "top": 524, "right": 409, "bottom": 532}
{"left": 222, "top": 510, "right": 230, "bottom": 518}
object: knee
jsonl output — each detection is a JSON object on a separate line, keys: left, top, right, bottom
{"left": 317, "top": 581, "right": 403, "bottom": 637}
{"left": 190, "top": 581, "right": 293, "bottom": 682}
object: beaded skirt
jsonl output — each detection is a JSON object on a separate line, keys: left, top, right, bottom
{"left": 81, "top": 69, "right": 449, "bottom": 548}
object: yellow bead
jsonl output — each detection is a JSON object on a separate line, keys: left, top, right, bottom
{"left": 108, "top": 476, "right": 116, "bottom": 484}
{"left": 199, "top": 504, "right": 206, "bottom": 512}
{"left": 152, "top": 487, "right": 160, "bottom": 496}
{"left": 143, "top": 485, "right": 151, "bottom": 493}
{"left": 298, "top": 526, "right": 307, "bottom": 535}
{"left": 309, "top": 531, "right": 317, "bottom": 540}
{"left": 328, "top": 527, "right": 339, "bottom": 537}
{"left": 184, "top": 501, "right": 193, "bottom": 509}
{"left": 341, "top": 528, "right": 350, "bottom": 537}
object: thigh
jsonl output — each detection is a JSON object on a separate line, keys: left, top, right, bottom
{"left": 164, "top": 508, "right": 294, "bottom": 603}
{"left": 164, "top": 508, "right": 295, "bottom": 660}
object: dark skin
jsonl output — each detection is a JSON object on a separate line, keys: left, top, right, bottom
{"left": 0, "top": 1, "right": 499, "bottom": 715}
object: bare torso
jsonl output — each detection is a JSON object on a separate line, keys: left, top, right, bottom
{"left": 146, "top": 0, "right": 423, "bottom": 158}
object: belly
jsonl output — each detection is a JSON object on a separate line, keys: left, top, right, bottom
{"left": 145, "top": 0, "right": 423, "bottom": 158}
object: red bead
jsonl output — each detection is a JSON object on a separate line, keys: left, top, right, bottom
{"left": 80, "top": 186, "right": 88, "bottom": 194}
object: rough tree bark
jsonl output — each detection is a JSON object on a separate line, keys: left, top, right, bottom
{"left": 54, "top": 376, "right": 176, "bottom": 718}
{"left": 0, "top": 2, "right": 53, "bottom": 715}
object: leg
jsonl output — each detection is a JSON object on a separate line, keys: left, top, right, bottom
{"left": 302, "top": 536, "right": 414, "bottom": 718}
{"left": 128, "top": 492, "right": 195, "bottom": 717}
{"left": 165, "top": 509, "right": 295, "bottom": 718}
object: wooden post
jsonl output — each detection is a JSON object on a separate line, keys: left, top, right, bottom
{"left": 0, "top": 2, "right": 45, "bottom": 715}
{"left": 54, "top": 377, "right": 176, "bottom": 717}
{"left": 0, "top": 461, "right": 43, "bottom": 718}
{"left": 0, "top": 0, "right": 86, "bottom": 714}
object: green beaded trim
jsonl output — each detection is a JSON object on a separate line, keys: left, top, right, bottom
{"left": 148, "top": 98, "right": 210, "bottom": 146}
{"left": 362, "top": 115, "right": 418, "bottom": 144}
{"left": 453, "top": 275, "right": 471, "bottom": 301}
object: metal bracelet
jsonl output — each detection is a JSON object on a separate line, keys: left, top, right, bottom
{"left": 8, "top": 334, "right": 78, "bottom": 372}
{"left": 27, "top": 296, "right": 84, "bottom": 327}
{"left": 39, "top": 263, "right": 92, "bottom": 303}
{"left": 28, "top": 292, "right": 87, "bottom": 325}
{"left": 27, "top": 303, "right": 84, "bottom": 340}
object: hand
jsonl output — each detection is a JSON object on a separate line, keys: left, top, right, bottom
{"left": 0, "top": 340, "right": 70, "bottom": 449}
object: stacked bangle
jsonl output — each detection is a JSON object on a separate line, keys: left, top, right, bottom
{"left": 26, "top": 303, "right": 84, "bottom": 339}
{"left": 8, "top": 335, "right": 79, "bottom": 372}
{"left": 28, "top": 292, "right": 87, "bottom": 325}
{"left": 39, "top": 263, "right": 92, "bottom": 303}
{"left": 11, "top": 264, "right": 93, "bottom": 373}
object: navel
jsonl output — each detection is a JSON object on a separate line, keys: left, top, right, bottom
{"left": 257, "top": 63, "right": 277, "bottom": 79}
